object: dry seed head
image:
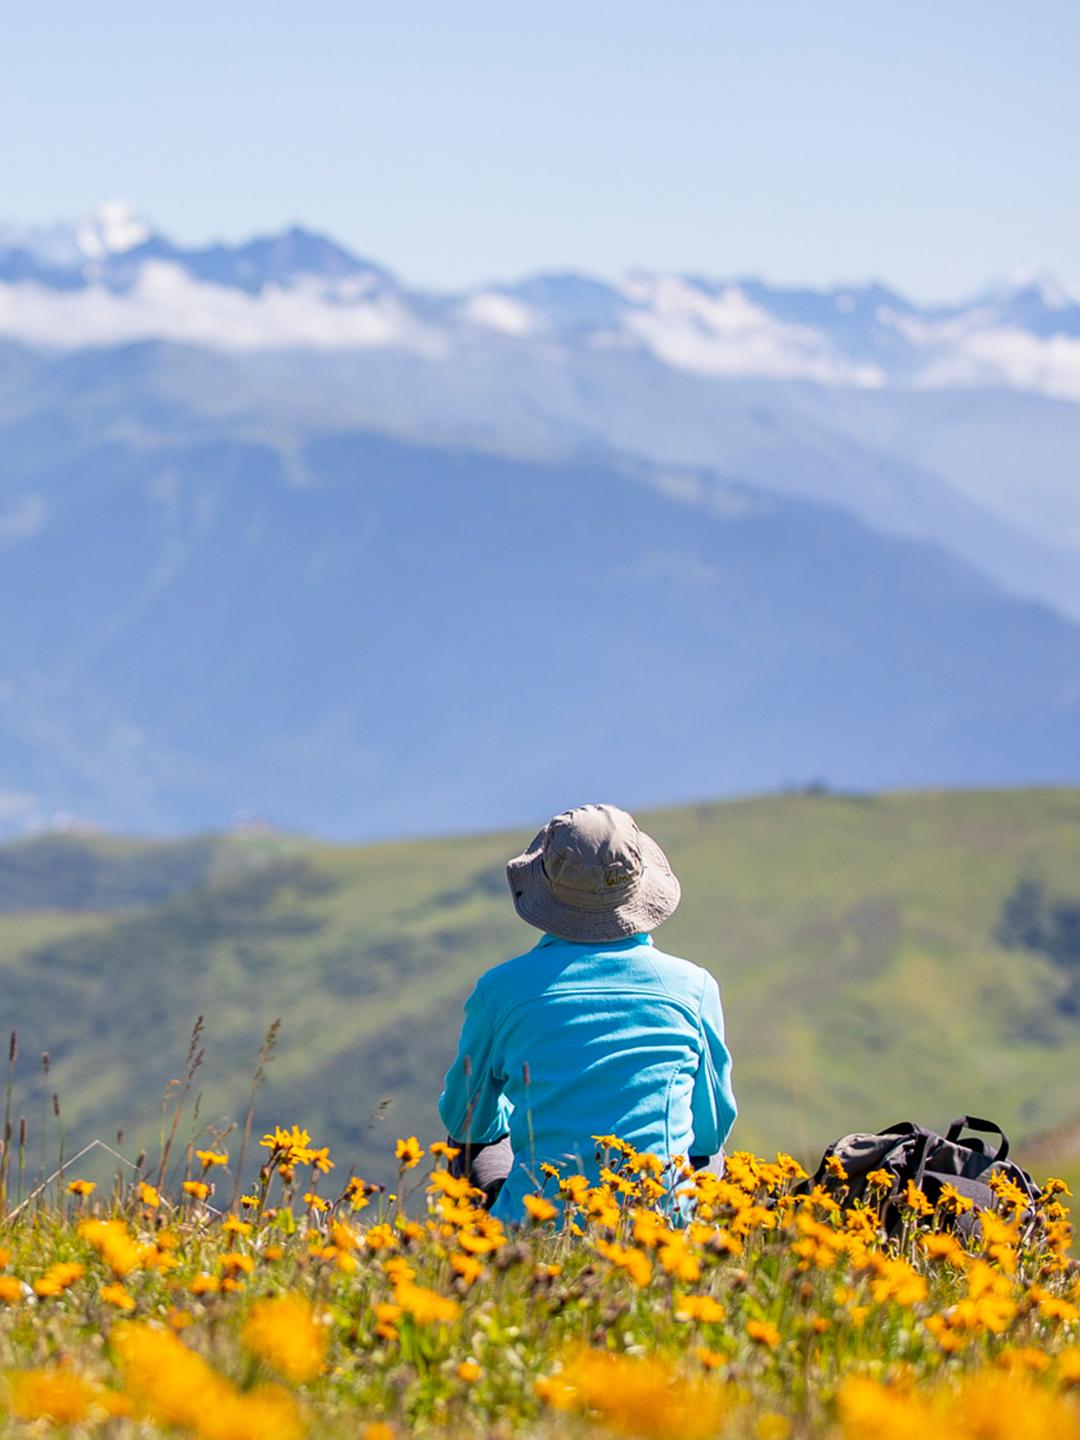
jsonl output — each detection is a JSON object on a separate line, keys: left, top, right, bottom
{"left": 53, "top": 1093, "right": 60, "bottom": 1119}
{"left": 8, "top": 1029, "right": 15, "bottom": 1063}
{"left": 41, "top": 1052, "right": 50, "bottom": 1075}
{"left": 18, "top": 1117, "right": 27, "bottom": 1146}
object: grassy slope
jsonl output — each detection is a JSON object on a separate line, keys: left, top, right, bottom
{"left": 1, "top": 789, "right": 1079, "bottom": 1190}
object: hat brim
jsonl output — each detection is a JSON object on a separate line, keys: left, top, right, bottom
{"left": 505, "top": 830, "right": 681, "bottom": 942}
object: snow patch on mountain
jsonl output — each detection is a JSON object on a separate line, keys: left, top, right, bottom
{"left": 75, "top": 201, "right": 151, "bottom": 260}
{"left": 0, "top": 200, "right": 151, "bottom": 270}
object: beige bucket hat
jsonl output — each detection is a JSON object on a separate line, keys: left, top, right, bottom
{"left": 506, "top": 803, "right": 681, "bottom": 942}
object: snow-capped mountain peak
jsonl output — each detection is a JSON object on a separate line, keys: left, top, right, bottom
{"left": 74, "top": 200, "right": 151, "bottom": 260}
{"left": 0, "top": 200, "right": 153, "bottom": 270}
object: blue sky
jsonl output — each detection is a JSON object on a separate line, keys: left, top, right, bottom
{"left": 2, "top": 1, "right": 1076, "bottom": 297}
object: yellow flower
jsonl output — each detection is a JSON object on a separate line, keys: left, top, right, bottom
{"left": 182, "top": 1180, "right": 210, "bottom": 1200}
{"left": 115, "top": 1321, "right": 304, "bottom": 1440}
{"left": 303, "top": 1192, "right": 329, "bottom": 1211}
{"left": 100, "top": 1282, "right": 136, "bottom": 1311}
{"left": 0, "top": 1275, "right": 24, "bottom": 1302}
{"left": 8, "top": 1368, "right": 98, "bottom": 1424}
{"left": 595, "top": 1239, "right": 653, "bottom": 1288}
{"left": 364, "top": 1223, "right": 399, "bottom": 1252}
{"left": 870, "top": 1257, "right": 928, "bottom": 1308}
{"left": 658, "top": 1233, "right": 701, "bottom": 1284}
{"left": 1040, "top": 1177, "right": 1072, "bottom": 1199}
{"left": 539, "top": 1348, "right": 732, "bottom": 1440}
{"left": 429, "top": 1141, "right": 460, "bottom": 1159}
{"left": 347, "top": 1176, "right": 377, "bottom": 1211}
{"left": 746, "top": 1319, "right": 781, "bottom": 1349}
{"left": 65, "top": 1178, "right": 96, "bottom": 1197}
{"left": 988, "top": 1171, "right": 1030, "bottom": 1213}
{"left": 196, "top": 1148, "right": 229, "bottom": 1171}
{"left": 523, "top": 1194, "right": 558, "bottom": 1223}
{"left": 457, "top": 1360, "right": 482, "bottom": 1382}
{"left": 675, "top": 1294, "right": 727, "bottom": 1323}
{"left": 33, "top": 1261, "right": 85, "bottom": 1297}
{"left": 394, "top": 1280, "right": 461, "bottom": 1324}
{"left": 592, "top": 1134, "right": 635, "bottom": 1156}
{"left": 221, "top": 1251, "right": 256, "bottom": 1275}
{"left": 189, "top": 1273, "right": 221, "bottom": 1295}
{"left": 776, "top": 1153, "right": 809, "bottom": 1181}
{"left": 824, "top": 1155, "right": 849, "bottom": 1183}
{"left": 938, "top": 1183, "right": 975, "bottom": 1215}
{"left": 450, "top": 1251, "right": 484, "bottom": 1286}
{"left": 395, "top": 1136, "right": 425, "bottom": 1169}
{"left": 865, "top": 1168, "right": 893, "bottom": 1190}
{"left": 137, "top": 1181, "right": 160, "bottom": 1208}
{"left": 1028, "top": 1285, "right": 1079, "bottom": 1324}
{"left": 920, "top": 1232, "right": 965, "bottom": 1265}
{"left": 997, "top": 1347, "right": 1052, "bottom": 1373}
{"left": 696, "top": 1346, "right": 728, "bottom": 1369}
{"left": 902, "top": 1181, "right": 933, "bottom": 1216}
{"left": 260, "top": 1125, "right": 333, "bottom": 1174}
{"left": 78, "top": 1218, "right": 145, "bottom": 1277}
{"left": 242, "top": 1294, "right": 328, "bottom": 1383}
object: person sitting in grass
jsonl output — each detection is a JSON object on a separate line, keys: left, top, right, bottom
{"left": 439, "top": 803, "right": 736, "bottom": 1220}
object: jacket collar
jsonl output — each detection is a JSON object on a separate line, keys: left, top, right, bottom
{"left": 535, "top": 932, "right": 653, "bottom": 950}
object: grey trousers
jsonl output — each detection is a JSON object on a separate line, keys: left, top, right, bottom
{"left": 448, "top": 1135, "right": 725, "bottom": 1210}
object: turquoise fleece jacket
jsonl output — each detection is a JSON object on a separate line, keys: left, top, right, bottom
{"left": 438, "top": 932, "right": 736, "bottom": 1223}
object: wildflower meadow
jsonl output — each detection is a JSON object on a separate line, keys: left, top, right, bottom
{"left": 0, "top": 1068, "right": 1078, "bottom": 1440}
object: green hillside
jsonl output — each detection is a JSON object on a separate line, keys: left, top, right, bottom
{"left": 1, "top": 789, "right": 1079, "bottom": 1196}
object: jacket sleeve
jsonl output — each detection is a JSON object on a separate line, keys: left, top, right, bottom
{"left": 438, "top": 979, "right": 513, "bottom": 1144}
{"left": 690, "top": 971, "right": 737, "bottom": 1156}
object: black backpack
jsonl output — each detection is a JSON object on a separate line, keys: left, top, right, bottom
{"left": 802, "top": 1115, "right": 1041, "bottom": 1237}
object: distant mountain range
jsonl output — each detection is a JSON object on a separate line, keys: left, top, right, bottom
{"left": 3, "top": 202, "right": 1080, "bottom": 401}
{"left": 1, "top": 204, "right": 1079, "bottom": 836}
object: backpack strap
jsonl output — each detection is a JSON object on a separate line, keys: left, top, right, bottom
{"left": 945, "top": 1115, "right": 1009, "bottom": 1162}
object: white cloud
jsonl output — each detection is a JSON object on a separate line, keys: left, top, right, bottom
{"left": 886, "top": 308, "right": 1080, "bottom": 402}
{"left": 0, "top": 493, "right": 47, "bottom": 547}
{"left": 0, "top": 262, "right": 447, "bottom": 355}
{"left": 615, "top": 276, "right": 885, "bottom": 387}
{"left": 2, "top": 256, "right": 1080, "bottom": 405}
{"left": 459, "top": 291, "right": 538, "bottom": 336}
